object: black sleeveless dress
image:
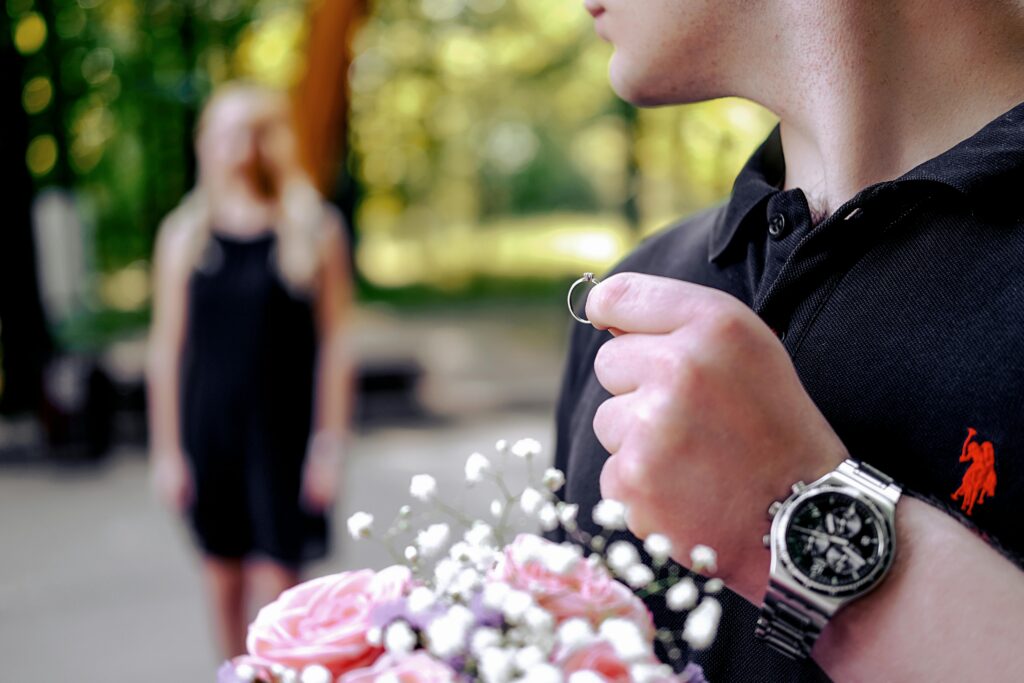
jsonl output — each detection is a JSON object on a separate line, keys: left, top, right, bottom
{"left": 180, "top": 231, "right": 327, "bottom": 565}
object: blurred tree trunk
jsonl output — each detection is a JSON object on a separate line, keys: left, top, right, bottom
{"left": 293, "top": 0, "right": 367, "bottom": 237}
{"left": 0, "top": 42, "right": 53, "bottom": 414}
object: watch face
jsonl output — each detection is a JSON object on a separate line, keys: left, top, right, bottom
{"left": 782, "top": 489, "right": 890, "bottom": 596}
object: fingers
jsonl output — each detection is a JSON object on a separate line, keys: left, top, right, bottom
{"left": 593, "top": 392, "right": 637, "bottom": 454}
{"left": 586, "top": 272, "right": 718, "bottom": 335}
{"left": 594, "top": 332, "right": 677, "bottom": 395}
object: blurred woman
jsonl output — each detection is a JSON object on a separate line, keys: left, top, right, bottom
{"left": 146, "top": 83, "right": 354, "bottom": 659}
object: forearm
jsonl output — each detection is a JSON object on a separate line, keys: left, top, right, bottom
{"left": 813, "top": 495, "right": 1024, "bottom": 680}
{"left": 146, "top": 344, "right": 184, "bottom": 457}
{"left": 312, "top": 329, "right": 354, "bottom": 440}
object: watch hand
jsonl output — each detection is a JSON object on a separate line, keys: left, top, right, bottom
{"left": 840, "top": 544, "right": 867, "bottom": 569}
{"left": 792, "top": 526, "right": 850, "bottom": 546}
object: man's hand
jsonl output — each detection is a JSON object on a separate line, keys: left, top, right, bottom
{"left": 587, "top": 272, "right": 848, "bottom": 601}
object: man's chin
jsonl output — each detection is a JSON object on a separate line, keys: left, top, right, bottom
{"left": 608, "top": 58, "right": 679, "bottom": 108}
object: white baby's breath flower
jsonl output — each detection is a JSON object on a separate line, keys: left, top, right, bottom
{"left": 384, "top": 620, "right": 417, "bottom": 655}
{"left": 481, "top": 581, "right": 510, "bottom": 613}
{"left": 542, "top": 468, "right": 566, "bottom": 492}
{"left": 376, "top": 675, "right": 400, "bottom": 683}
{"left": 410, "top": 474, "right": 438, "bottom": 502}
{"left": 366, "top": 626, "right": 383, "bottom": 646}
{"left": 519, "top": 663, "right": 562, "bottom": 683}
{"left": 449, "top": 541, "right": 472, "bottom": 562}
{"left": 607, "top": 541, "right": 640, "bottom": 574}
{"left": 495, "top": 439, "right": 509, "bottom": 453}
{"left": 426, "top": 604, "right": 475, "bottom": 658}
{"left": 567, "top": 674, "right": 605, "bottom": 683}
{"left": 537, "top": 503, "right": 559, "bottom": 532}
{"left": 479, "top": 646, "right": 516, "bottom": 683}
{"left": 491, "top": 499, "right": 505, "bottom": 518}
{"left": 643, "top": 534, "right": 673, "bottom": 563}
{"left": 234, "top": 663, "right": 258, "bottom": 683}
{"left": 299, "top": 665, "right": 332, "bottom": 683}
{"left": 683, "top": 597, "right": 722, "bottom": 650}
{"left": 346, "top": 512, "right": 374, "bottom": 539}
{"left": 404, "top": 545, "right": 419, "bottom": 562}
{"left": 416, "top": 523, "right": 450, "bottom": 558}
{"left": 599, "top": 618, "right": 648, "bottom": 662}
{"left": 465, "top": 521, "right": 495, "bottom": 548}
{"left": 690, "top": 544, "right": 718, "bottom": 573}
{"left": 631, "top": 663, "right": 676, "bottom": 683}
{"left": 471, "top": 627, "right": 503, "bottom": 657}
{"left": 520, "top": 487, "right": 544, "bottom": 515}
{"left": 502, "top": 589, "right": 535, "bottom": 624}
{"left": 451, "top": 566, "right": 482, "bottom": 598}
{"left": 407, "top": 585, "right": 437, "bottom": 614}
{"left": 523, "top": 605, "right": 555, "bottom": 634}
{"left": 624, "top": 563, "right": 655, "bottom": 589}
{"left": 556, "top": 618, "right": 595, "bottom": 653}
{"left": 705, "top": 578, "right": 724, "bottom": 594}
{"left": 539, "top": 542, "right": 581, "bottom": 575}
{"left": 434, "top": 557, "right": 460, "bottom": 589}
{"left": 593, "top": 499, "right": 628, "bottom": 530}
{"left": 510, "top": 438, "right": 542, "bottom": 458}
{"left": 465, "top": 452, "right": 492, "bottom": 484}
{"left": 665, "top": 577, "right": 699, "bottom": 611}
{"left": 558, "top": 503, "right": 579, "bottom": 526}
{"left": 513, "top": 644, "right": 546, "bottom": 671}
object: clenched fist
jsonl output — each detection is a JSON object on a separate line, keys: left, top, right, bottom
{"left": 587, "top": 272, "right": 848, "bottom": 602}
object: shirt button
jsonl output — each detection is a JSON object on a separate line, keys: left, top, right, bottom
{"left": 768, "top": 213, "right": 787, "bottom": 238}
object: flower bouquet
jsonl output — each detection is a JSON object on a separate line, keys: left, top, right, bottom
{"left": 219, "top": 439, "right": 722, "bottom": 683}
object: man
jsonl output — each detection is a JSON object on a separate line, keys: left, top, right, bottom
{"left": 554, "top": 1, "right": 1024, "bottom": 680}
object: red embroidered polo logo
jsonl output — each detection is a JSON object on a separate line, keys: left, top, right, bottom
{"left": 951, "top": 427, "right": 997, "bottom": 516}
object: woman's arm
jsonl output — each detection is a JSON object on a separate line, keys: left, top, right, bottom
{"left": 814, "top": 495, "right": 1024, "bottom": 680}
{"left": 146, "top": 220, "right": 193, "bottom": 510}
{"left": 303, "top": 210, "right": 355, "bottom": 511}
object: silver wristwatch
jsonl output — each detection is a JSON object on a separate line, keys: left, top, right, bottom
{"left": 755, "top": 459, "right": 901, "bottom": 660}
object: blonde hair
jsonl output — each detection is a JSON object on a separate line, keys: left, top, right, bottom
{"left": 163, "top": 83, "right": 325, "bottom": 293}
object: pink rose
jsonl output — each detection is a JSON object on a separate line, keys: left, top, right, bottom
{"left": 338, "top": 652, "right": 459, "bottom": 683}
{"left": 489, "top": 534, "right": 652, "bottom": 634}
{"left": 561, "top": 641, "right": 700, "bottom": 683}
{"left": 561, "top": 641, "right": 632, "bottom": 681}
{"left": 247, "top": 565, "right": 413, "bottom": 676}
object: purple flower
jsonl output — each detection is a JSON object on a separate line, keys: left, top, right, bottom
{"left": 216, "top": 661, "right": 245, "bottom": 683}
{"left": 680, "top": 662, "right": 708, "bottom": 683}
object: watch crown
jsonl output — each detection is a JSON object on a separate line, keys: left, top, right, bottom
{"left": 791, "top": 481, "right": 806, "bottom": 495}
{"left": 762, "top": 533, "right": 772, "bottom": 548}
{"left": 768, "top": 501, "right": 783, "bottom": 518}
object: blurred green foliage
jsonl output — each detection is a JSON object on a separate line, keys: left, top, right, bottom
{"left": 11, "top": 0, "right": 776, "bottom": 344}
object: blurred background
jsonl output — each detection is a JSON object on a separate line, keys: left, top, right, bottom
{"left": 0, "top": 0, "right": 775, "bottom": 680}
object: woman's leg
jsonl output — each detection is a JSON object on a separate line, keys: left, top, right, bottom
{"left": 202, "top": 556, "right": 247, "bottom": 659}
{"left": 246, "top": 559, "right": 300, "bottom": 617}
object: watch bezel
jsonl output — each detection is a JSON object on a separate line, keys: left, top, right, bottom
{"left": 775, "top": 483, "right": 895, "bottom": 598}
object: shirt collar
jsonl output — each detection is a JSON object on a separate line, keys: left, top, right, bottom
{"left": 709, "top": 126, "right": 785, "bottom": 261}
{"left": 709, "top": 99, "right": 1024, "bottom": 262}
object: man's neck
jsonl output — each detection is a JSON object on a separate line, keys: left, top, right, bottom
{"left": 740, "top": 1, "right": 1024, "bottom": 218}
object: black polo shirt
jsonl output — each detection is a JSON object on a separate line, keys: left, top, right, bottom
{"left": 552, "top": 101, "right": 1024, "bottom": 682}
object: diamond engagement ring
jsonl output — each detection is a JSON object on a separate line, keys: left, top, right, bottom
{"left": 567, "top": 272, "right": 600, "bottom": 324}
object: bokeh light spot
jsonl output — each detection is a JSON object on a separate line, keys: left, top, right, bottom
{"left": 26, "top": 134, "right": 58, "bottom": 177}
{"left": 22, "top": 75, "right": 53, "bottom": 114}
{"left": 14, "top": 12, "right": 47, "bottom": 55}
